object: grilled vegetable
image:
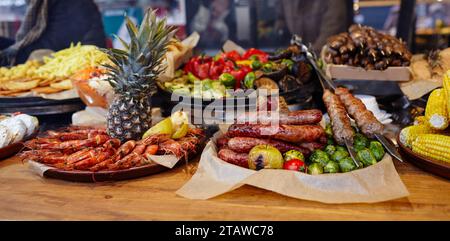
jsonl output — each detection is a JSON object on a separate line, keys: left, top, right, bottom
{"left": 283, "top": 150, "right": 305, "bottom": 162}
{"left": 283, "top": 159, "right": 306, "bottom": 172}
{"left": 425, "top": 88, "right": 448, "bottom": 130}
{"left": 331, "top": 150, "right": 349, "bottom": 162}
{"left": 324, "top": 161, "right": 340, "bottom": 173}
{"left": 357, "top": 148, "right": 377, "bottom": 166}
{"left": 336, "top": 146, "right": 347, "bottom": 152}
{"left": 325, "top": 124, "right": 333, "bottom": 137}
{"left": 307, "top": 163, "right": 324, "bottom": 175}
{"left": 309, "top": 150, "right": 330, "bottom": 167}
{"left": 399, "top": 124, "right": 438, "bottom": 148}
{"left": 353, "top": 133, "right": 369, "bottom": 151}
{"left": 219, "top": 73, "right": 235, "bottom": 88}
{"left": 248, "top": 145, "right": 284, "bottom": 170}
{"left": 369, "top": 141, "right": 385, "bottom": 161}
{"left": 244, "top": 72, "right": 256, "bottom": 89}
{"left": 324, "top": 145, "right": 336, "bottom": 156}
{"left": 339, "top": 157, "right": 357, "bottom": 172}
{"left": 411, "top": 134, "right": 450, "bottom": 163}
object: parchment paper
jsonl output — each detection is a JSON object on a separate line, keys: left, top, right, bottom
{"left": 176, "top": 131, "right": 409, "bottom": 204}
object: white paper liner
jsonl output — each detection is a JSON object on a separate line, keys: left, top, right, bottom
{"left": 176, "top": 130, "right": 409, "bottom": 204}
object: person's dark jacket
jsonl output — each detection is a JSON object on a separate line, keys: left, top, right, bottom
{"left": 16, "top": 0, "right": 106, "bottom": 64}
{"left": 279, "top": 0, "right": 350, "bottom": 54}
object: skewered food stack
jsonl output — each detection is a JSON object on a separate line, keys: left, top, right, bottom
{"left": 399, "top": 70, "right": 450, "bottom": 163}
{"left": 324, "top": 24, "right": 412, "bottom": 70}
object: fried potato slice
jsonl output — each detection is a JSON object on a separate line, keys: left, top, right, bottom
{"left": 3, "top": 79, "right": 40, "bottom": 91}
{"left": 50, "top": 79, "right": 72, "bottom": 90}
{"left": 31, "top": 86, "right": 62, "bottom": 94}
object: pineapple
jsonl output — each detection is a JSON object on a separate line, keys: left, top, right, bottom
{"left": 102, "top": 10, "right": 176, "bottom": 141}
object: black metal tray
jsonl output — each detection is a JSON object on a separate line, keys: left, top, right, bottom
{"left": 0, "top": 96, "right": 85, "bottom": 116}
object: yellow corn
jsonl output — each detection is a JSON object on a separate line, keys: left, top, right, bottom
{"left": 443, "top": 70, "right": 450, "bottom": 118}
{"left": 414, "top": 116, "right": 427, "bottom": 126}
{"left": 412, "top": 134, "right": 450, "bottom": 163}
{"left": 399, "top": 124, "right": 437, "bottom": 147}
{"left": 425, "top": 88, "right": 448, "bottom": 130}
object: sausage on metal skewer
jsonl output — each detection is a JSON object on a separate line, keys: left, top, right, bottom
{"left": 335, "top": 87, "right": 384, "bottom": 138}
{"left": 322, "top": 89, "right": 355, "bottom": 145}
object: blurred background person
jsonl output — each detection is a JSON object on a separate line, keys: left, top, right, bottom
{"left": 276, "top": 0, "right": 351, "bottom": 54}
{"left": 0, "top": 0, "right": 106, "bottom": 66}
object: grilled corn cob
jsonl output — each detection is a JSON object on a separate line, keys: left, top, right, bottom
{"left": 443, "top": 70, "right": 450, "bottom": 118}
{"left": 414, "top": 116, "right": 427, "bottom": 126}
{"left": 399, "top": 124, "right": 437, "bottom": 147}
{"left": 412, "top": 134, "right": 450, "bottom": 163}
{"left": 425, "top": 88, "right": 448, "bottom": 130}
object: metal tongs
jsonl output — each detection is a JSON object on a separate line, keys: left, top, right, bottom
{"left": 292, "top": 35, "right": 404, "bottom": 163}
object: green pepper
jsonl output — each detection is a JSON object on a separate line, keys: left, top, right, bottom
{"left": 187, "top": 72, "right": 199, "bottom": 83}
{"left": 307, "top": 163, "right": 324, "bottom": 175}
{"left": 219, "top": 73, "right": 235, "bottom": 88}
{"left": 369, "top": 141, "right": 385, "bottom": 161}
{"left": 324, "top": 161, "right": 340, "bottom": 173}
{"left": 309, "top": 150, "right": 330, "bottom": 167}
{"left": 331, "top": 150, "right": 349, "bottom": 162}
{"left": 281, "top": 59, "right": 294, "bottom": 71}
{"left": 325, "top": 124, "right": 333, "bottom": 138}
{"left": 357, "top": 148, "right": 377, "bottom": 166}
{"left": 249, "top": 55, "right": 259, "bottom": 61}
{"left": 283, "top": 150, "right": 305, "bottom": 162}
{"left": 339, "top": 157, "right": 357, "bottom": 173}
{"left": 324, "top": 145, "right": 336, "bottom": 156}
{"left": 244, "top": 72, "right": 256, "bottom": 89}
{"left": 353, "top": 133, "right": 369, "bottom": 151}
{"left": 250, "top": 60, "right": 262, "bottom": 70}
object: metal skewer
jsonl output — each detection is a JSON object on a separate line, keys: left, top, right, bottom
{"left": 294, "top": 36, "right": 404, "bottom": 163}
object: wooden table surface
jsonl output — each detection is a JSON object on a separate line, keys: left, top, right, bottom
{"left": 0, "top": 155, "right": 449, "bottom": 220}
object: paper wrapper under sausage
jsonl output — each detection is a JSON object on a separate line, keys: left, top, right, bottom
{"left": 176, "top": 131, "right": 409, "bottom": 204}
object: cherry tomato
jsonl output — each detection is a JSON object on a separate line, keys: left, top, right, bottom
{"left": 283, "top": 159, "right": 306, "bottom": 172}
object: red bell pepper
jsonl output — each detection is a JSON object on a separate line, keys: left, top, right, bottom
{"left": 242, "top": 48, "right": 269, "bottom": 63}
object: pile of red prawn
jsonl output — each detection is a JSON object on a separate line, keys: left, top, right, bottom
{"left": 20, "top": 126, "right": 204, "bottom": 172}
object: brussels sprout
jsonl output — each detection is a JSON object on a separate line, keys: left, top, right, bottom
{"left": 309, "top": 150, "right": 330, "bottom": 167}
{"left": 353, "top": 133, "right": 369, "bottom": 151}
{"left": 307, "top": 163, "right": 324, "bottom": 175}
{"left": 324, "top": 161, "right": 340, "bottom": 173}
{"left": 369, "top": 141, "right": 385, "bottom": 161}
{"left": 324, "top": 145, "right": 336, "bottom": 156}
{"left": 336, "top": 146, "right": 347, "bottom": 152}
{"left": 219, "top": 73, "right": 235, "bottom": 88}
{"left": 244, "top": 72, "right": 256, "bottom": 89}
{"left": 327, "top": 138, "right": 335, "bottom": 145}
{"left": 357, "top": 148, "right": 377, "bottom": 166}
{"left": 325, "top": 124, "right": 333, "bottom": 137}
{"left": 283, "top": 150, "right": 305, "bottom": 162}
{"left": 251, "top": 60, "right": 262, "bottom": 70}
{"left": 281, "top": 59, "right": 294, "bottom": 71}
{"left": 262, "top": 63, "right": 273, "bottom": 72}
{"left": 339, "top": 157, "right": 357, "bottom": 173}
{"left": 331, "top": 150, "right": 349, "bottom": 162}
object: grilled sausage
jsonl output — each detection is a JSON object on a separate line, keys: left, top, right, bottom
{"left": 227, "top": 137, "right": 310, "bottom": 156}
{"left": 322, "top": 89, "right": 355, "bottom": 145}
{"left": 227, "top": 124, "right": 325, "bottom": 143}
{"left": 237, "top": 109, "right": 322, "bottom": 125}
{"left": 217, "top": 148, "right": 249, "bottom": 168}
{"left": 335, "top": 87, "right": 384, "bottom": 137}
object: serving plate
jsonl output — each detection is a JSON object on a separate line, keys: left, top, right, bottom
{"left": 397, "top": 134, "right": 450, "bottom": 179}
{"left": 0, "top": 96, "right": 85, "bottom": 116}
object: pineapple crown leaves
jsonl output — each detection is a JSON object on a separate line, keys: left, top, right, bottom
{"left": 102, "top": 9, "right": 177, "bottom": 97}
